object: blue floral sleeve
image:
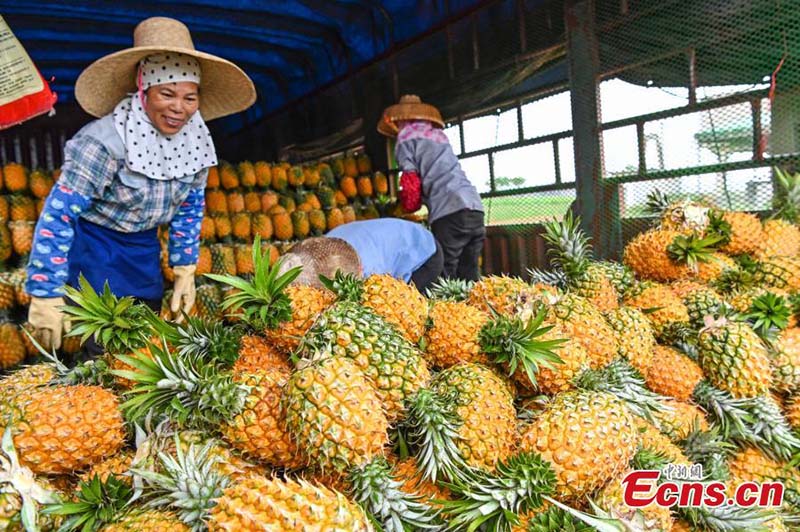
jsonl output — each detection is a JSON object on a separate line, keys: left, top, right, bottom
{"left": 168, "top": 186, "right": 204, "bottom": 267}
{"left": 25, "top": 184, "right": 92, "bottom": 297}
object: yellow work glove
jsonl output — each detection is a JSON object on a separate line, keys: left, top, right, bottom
{"left": 28, "top": 296, "right": 70, "bottom": 351}
{"left": 170, "top": 264, "right": 196, "bottom": 322}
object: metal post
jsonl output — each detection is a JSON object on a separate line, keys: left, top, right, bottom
{"left": 565, "top": 0, "right": 621, "bottom": 259}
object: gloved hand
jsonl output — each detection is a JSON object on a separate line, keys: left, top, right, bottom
{"left": 170, "top": 264, "right": 196, "bottom": 322}
{"left": 398, "top": 170, "right": 422, "bottom": 212}
{"left": 28, "top": 296, "right": 69, "bottom": 351}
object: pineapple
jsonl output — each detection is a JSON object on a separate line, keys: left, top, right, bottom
{"left": 208, "top": 476, "right": 371, "bottom": 531}
{"left": 9, "top": 195, "right": 36, "bottom": 222}
{"left": 290, "top": 209, "right": 310, "bottom": 239}
{"left": 207, "top": 165, "right": 220, "bottom": 188}
{"left": 431, "top": 362, "right": 517, "bottom": 471}
{"left": 0, "top": 273, "right": 14, "bottom": 316}
{"left": 101, "top": 510, "right": 190, "bottom": 531}
{"left": 302, "top": 301, "right": 431, "bottom": 421}
{"left": 357, "top": 175, "right": 373, "bottom": 198}
{"left": 340, "top": 176, "right": 357, "bottom": 199}
{"left": 0, "top": 226, "right": 10, "bottom": 262}
{"left": 695, "top": 252, "right": 738, "bottom": 283}
{"left": 720, "top": 211, "right": 765, "bottom": 256}
{"left": 597, "top": 469, "right": 674, "bottom": 531}
{"left": 772, "top": 327, "right": 800, "bottom": 394}
{"left": 635, "top": 418, "right": 691, "bottom": 465}
{"left": 622, "top": 229, "right": 693, "bottom": 282}
{"left": 271, "top": 206, "right": 293, "bottom": 240}
{"left": 0, "top": 195, "right": 7, "bottom": 221}
{"left": 515, "top": 323, "right": 588, "bottom": 396}
{"left": 2, "top": 163, "right": 27, "bottom": 193}
{"left": 218, "top": 161, "right": 239, "bottom": 190}
{"left": 233, "top": 243, "right": 253, "bottom": 276}
{"left": 288, "top": 166, "right": 305, "bottom": 188}
{"left": 192, "top": 282, "right": 223, "bottom": 320}
{"left": 220, "top": 367, "right": 305, "bottom": 469}
{"left": 326, "top": 207, "right": 345, "bottom": 230}
{"left": 195, "top": 244, "right": 212, "bottom": 275}
{"left": 271, "top": 165, "right": 288, "bottom": 192}
{"left": 760, "top": 219, "right": 800, "bottom": 257}
{"left": 424, "top": 300, "right": 491, "bottom": 368}
{"left": 8, "top": 221, "right": 33, "bottom": 256}
{"left": 308, "top": 208, "right": 326, "bottom": 235}
{"left": 682, "top": 285, "right": 724, "bottom": 328}
{"left": 785, "top": 395, "right": 800, "bottom": 430}
{"left": 645, "top": 190, "right": 711, "bottom": 233}
{"left": 652, "top": 400, "right": 709, "bottom": 441}
{"left": 391, "top": 456, "right": 451, "bottom": 506}
{"left": 624, "top": 281, "right": 690, "bottom": 340}
{"left": 260, "top": 190, "right": 279, "bottom": 212}
{"left": 547, "top": 293, "right": 619, "bottom": 370}
{"left": 754, "top": 255, "right": 800, "bottom": 291}
{"left": 761, "top": 167, "right": 800, "bottom": 257}
{"left": 210, "top": 243, "right": 236, "bottom": 276}
{"left": 518, "top": 390, "right": 638, "bottom": 500}
{"left": 212, "top": 215, "right": 232, "bottom": 241}
{"left": 230, "top": 213, "right": 250, "bottom": 242}
{"left": 644, "top": 346, "right": 703, "bottom": 402}
{"left": 226, "top": 190, "right": 245, "bottom": 214}
{"left": 254, "top": 161, "right": 271, "bottom": 188}
{"left": 697, "top": 317, "right": 772, "bottom": 398}
{"left": 78, "top": 451, "right": 134, "bottom": 484}
{"left": 236, "top": 161, "right": 256, "bottom": 189}
{"left": 2, "top": 384, "right": 125, "bottom": 474}
{"left": 322, "top": 271, "right": 429, "bottom": 343}
{"left": 28, "top": 169, "right": 53, "bottom": 199}
{"left": 251, "top": 212, "right": 273, "bottom": 240}
{"left": 537, "top": 212, "right": 619, "bottom": 311}
{"left": 342, "top": 205, "right": 356, "bottom": 223}
{"left": 232, "top": 334, "right": 291, "bottom": 374}
{"left": 468, "top": 275, "right": 533, "bottom": 316}
{"left": 8, "top": 269, "right": 30, "bottom": 307}
{"left": 205, "top": 189, "right": 227, "bottom": 215}
{"left": 0, "top": 322, "right": 26, "bottom": 370}
{"left": 604, "top": 307, "right": 657, "bottom": 376}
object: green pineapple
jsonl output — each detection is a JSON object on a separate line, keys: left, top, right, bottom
{"left": 210, "top": 244, "right": 236, "bottom": 276}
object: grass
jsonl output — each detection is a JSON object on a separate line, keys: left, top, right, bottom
{"left": 482, "top": 194, "right": 574, "bottom": 225}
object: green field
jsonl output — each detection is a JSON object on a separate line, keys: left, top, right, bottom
{"left": 482, "top": 195, "right": 574, "bottom": 225}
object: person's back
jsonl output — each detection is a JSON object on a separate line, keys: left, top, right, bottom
{"left": 327, "top": 219, "right": 437, "bottom": 282}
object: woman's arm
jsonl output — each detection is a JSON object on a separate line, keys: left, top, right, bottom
{"left": 25, "top": 136, "right": 113, "bottom": 297}
{"left": 168, "top": 185, "right": 205, "bottom": 266}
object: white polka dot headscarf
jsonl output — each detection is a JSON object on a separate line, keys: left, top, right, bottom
{"left": 111, "top": 52, "right": 217, "bottom": 181}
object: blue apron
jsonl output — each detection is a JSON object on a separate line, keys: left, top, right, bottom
{"left": 67, "top": 218, "right": 163, "bottom": 301}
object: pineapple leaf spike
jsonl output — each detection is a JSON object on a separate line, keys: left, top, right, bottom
{"left": 205, "top": 234, "right": 301, "bottom": 330}
{"left": 705, "top": 210, "right": 733, "bottom": 247}
{"left": 42, "top": 474, "right": 133, "bottom": 532}
{"left": 644, "top": 189, "right": 672, "bottom": 217}
{"left": 21, "top": 327, "right": 113, "bottom": 387}
{"left": 425, "top": 277, "right": 473, "bottom": 302}
{"left": 319, "top": 269, "right": 363, "bottom": 302}
{"left": 575, "top": 359, "right": 669, "bottom": 423}
{"left": 666, "top": 232, "right": 725, "bottom": 270}
{"left": 347, "top": 456, "right": 443, "bottom": 532}
{"left": 61, "top": 273, "right": 155, "bottom": 354}
{"left": 540, "top": 210, "right": 591, "bottom": 286}
{"left": 478, "top": 302, "right": 565, "bottom": 389}
{"left": 439, "top": 451, "right": 558, "bottom": 532}
{"left": 772, "top": 166, "right": 800, "bottom": 223}
{"left": 743, "top": 292, "right": 792, "bottom": 342}
{"left": 399, "top": 387, "right": 470, "bottom": 484}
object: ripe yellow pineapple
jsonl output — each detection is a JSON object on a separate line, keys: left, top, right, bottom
{"left": 624, "top": 282, "right": 690, "bottom": 339}
{"left": 8, "top": 221, "right": 33, "bottom": 256}
{"left": 226, "top": 190, "right": 245, "bottom": 214}
{"left": 424, "top": 300, "right": 491, "bottom": 368}
{"left": 652, "top": 399, "right": 709, "bottom": 441}
{"left": 233, "top": 243, "right": 254, "bottom": 276}
{"left": 219, "top": 161, "right": 239, "bottom": 190}
{"left": 785, "top": 395, "right": 800, "bottom": 431}
{"left": 0, "top": 322, "right": 26, "bottom": 370}
{"left": 269, "top": 284, "right": 335, "bottom": 353}
{"left": 221, "top": 367, "right": 305, "bottom": 469}
{"left": 772, "top": 327, "right": 800, "bottom": 394}
{"left": 597, "top": 469, "right": 674, "bottom": 531}
{"left": 391, "top": 456, "right": 451, "bottom": 507}
{"left": 694, "top": 252, "right": 737, "bottom": 283}
{"left": 754, "top": 255, "right": 800, "bottom": 292}
{"left": 283, "top": 355, "right": 388, "bottom": 474}
{"left": 623, "top": 229, "right": 692, "bottom": 282}
{"left": 230, "top": 213, "right": 250, "bottom": 242}
{"left": 9, "top": 195, "right": 36, "bottom": 222}
{"left": 233, "top": 334, "right": 291, "bottom": 374}
{"left": 468, "top": 275, "right": 531, "bottom": 316}
{"left": 644, "top": 346, "right": 703, "bottom": 402}
{"left": 518, "top": 390, "right": 637, "bottom": 500}
{"left": 101, "top": 510, "right": 190, "bottom": 532}
{"left": 271, "top": 207, "right": 293, "bottom": 240}
{"left": 205, "top": 189, "right": 227, "bottom": 215}
{"left": 78, "top": 450, "right": 134, "bottom": 484}
{"left": 697, "top": 318, "right": 772, "bottom": 398}
{"left": 549, "top": 293, "right": 619, "bottom": 369}
{"left": 212, "top": 215, "right": 232, "bottom": 241}
{"left": 635, "top": 418, "right": 691, "bottom": 465}
{"left": 356, "top": 274, "right": 428, "bottom": 343}
{"left": 254, "top": 161, "right": 271, "bottom": 188}
{"left": 431, "top": 363, "right": 517, "bottom": 471}
{"left": 514, "top": 324, "right": 588, "bottom": 396}
{"left": 251, "top": 212, "right": 273, "bottom": 240}
{"left": 720, "top": 211, "right": 765, "bottom": 256}
{"left": 604, "top": 307, "right": 656, "bottom": 376}
{"left": 237, "top": 161, "right": 256, "bottom": 189}
{"left": 207, "top": 476, "right": 371, "bottom": 531}
{"left": 4, "top": 384, "right": 125, "bottom": 474}
{"left": 28, "top": 169, "right": 53, "bottom": 199}
{"left": 2, "top": 163, "right": 27, "bottom": 193}
{"left": 759, "top": 219, "right": 800, "bottom": 257}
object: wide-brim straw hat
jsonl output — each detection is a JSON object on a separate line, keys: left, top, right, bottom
{"left": 377, "top": 94, "right": 445, "bottom": 137}
{"left": 277, "top": 237, "right": 362, "bottom": 288}
{"left": 75, "top": 17, "right": 256, "bottom": 121}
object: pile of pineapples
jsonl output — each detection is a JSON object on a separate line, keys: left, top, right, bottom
{"left": 2, "top": 169, "right": 800, "bottom": 531}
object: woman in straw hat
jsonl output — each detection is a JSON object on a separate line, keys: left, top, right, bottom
{"left": 25, "top": 17, "right": 255, "bottom": 353}
{"left": 379, "top": 95, "right": 485, "bottom": 282}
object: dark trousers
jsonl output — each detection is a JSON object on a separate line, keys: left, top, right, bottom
{"left": 72, "top": 296, "right": 162, "bottom": 361}
{"left": 411, "top": 240, "right": 444, "bottom": 293}
{"left": 431, "top": 209, "right": 486, "bottom": 282}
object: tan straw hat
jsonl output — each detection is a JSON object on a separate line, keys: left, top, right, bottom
{"left": 75, "top": 17, "right": 256, "bottom": 121}
{"left": 277, "top": 237, "right": 362, "bottom": 288}
{"left": 377, "top": 94, "right": 445, "bottom": 137}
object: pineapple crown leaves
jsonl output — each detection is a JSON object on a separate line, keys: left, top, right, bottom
{"left": 679, "top": 504, "right": 774, "bottom": 532}
{"left": 575, "top": 360, "right": 669, "bottom": 423}
{"left": 666, "top": 232, "right": 724, "bottom": 270}
{"left": 0, "top": 427, "right": 61, "bottom": 532}
{"left": 438, "top": 451, "right": 557, "bottom": 532}
{"left": 691, "top": 381, "right": 755, "bottom": 440}
{"left": 204, "top": 235, "right": 300, "bottom": 330}
{"left": 540, "top": 499, "right": 636, "bottom": 532}
{"left": 478, "top": 304, "right": 565, "bottom": 389}
{"left": 744, "top": 396, "right": 800, "bottom": 462}
{"left": 425, "top": 277, "right": 474, "bottom": 302}
{"left": 541, "top": 211, "right": 592, "bottom": 283}
{"left": 115, "top": 339, "right": 249, "bottom": 429}
{"left": 771, "top": 166, "right": 800, "bottom": 223}
{"left": 347, "top": 456, "right": 443, "bottom": 532}
{"left": 42, "top": 474, "right": 133, "bottom": 532}
{"left": 399, "top": 388, "right": 469, "bottom": 484}
{"left": 526, "top": 267, "right": 568, "bottom": 291}
{"left": 744, "top": 292, "right": 792, "bottom": 341}
{"left": 319, "top": 270, "right": 364, "bottom": 302}
{"left": 61, "top": 274, "right": 154, "bottom": 354}
{"left": 129, "top": 436, "right": 229, "bottom": 531}
{"left": 21, "top": 328, "right": 114, "bottom": 387}
{"left": 679, "top": 424, "right": 736, "bottom": 472}
{"left": 168, "top": 315, "right": 244, "bottom": 369}
{"left": 525, "top": 506, "right": 596, "bottom": 532}
{"left": 712, "top": 268, "right": 754, "bottom": 295}
{"left": 645, "top": 189, "right": 672, "bottom": 218}
{"left": 704, "top": 210, "right": 733, "bottom": 247}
